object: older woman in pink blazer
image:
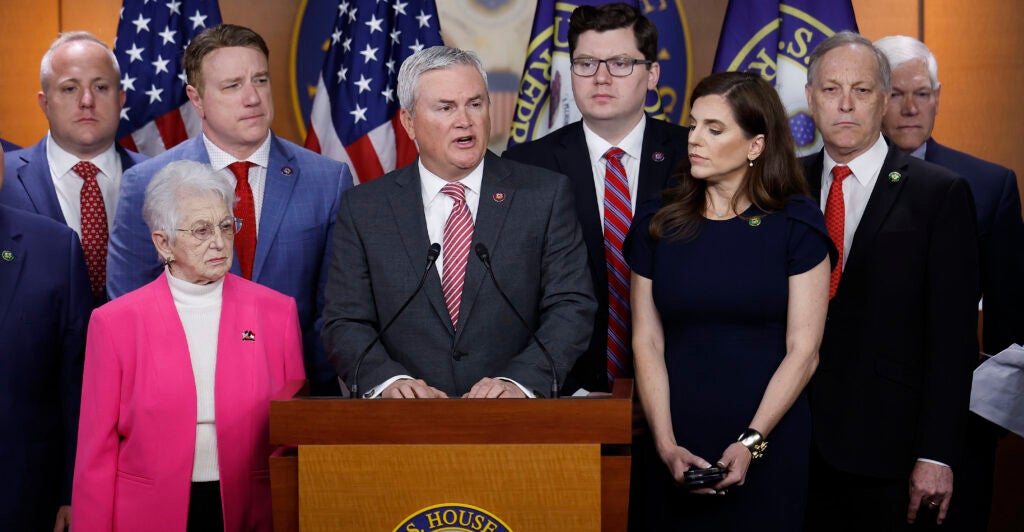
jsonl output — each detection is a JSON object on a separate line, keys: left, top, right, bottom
{"left": 72, "top": 161, "right": 305, "bottom": 531}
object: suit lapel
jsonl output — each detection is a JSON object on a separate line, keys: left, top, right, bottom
{"left": 0, "top": 210, "right": 26, "bottom": 326}
{"left": 556, "top": 124, "right": 605, "bottom": 285}
{"left": 637, "top": 117, "right": 676, "bottom": 200}
{"left": 845, "top": 143, "right": 909, "bottom": 273}
{"left": 15, "top": 141, "right": 67, "bottom": 223}
{"left": 252, "top": 135, "right": 298, "bottom": 280}
{"left": 388, "top": 164, "right": 451, "bottom": 331}
{"left": 457, "top": 153, "right": 513, "bottom": 342}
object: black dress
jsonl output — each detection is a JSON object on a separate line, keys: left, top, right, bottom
{"left": 624, "top": 194, "right": 832, "bottom": 530}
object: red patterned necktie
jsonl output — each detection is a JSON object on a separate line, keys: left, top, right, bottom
{"left": 229, "top": 161, "right": 256, "bottom": 280}
{"left": 441, "top": 183, "right": 474, "bottom": 329}
{"left": 603, "top": 147, "right": 632, "bottom": 386}
{"left": 825, "top": 165, "right": 852, "bottom": 299}
{"left": 73, "top": 161, "right": 107, "bottom": 300}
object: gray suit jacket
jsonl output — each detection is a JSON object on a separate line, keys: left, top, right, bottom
{"left": 322, "top": 152, "right": 596, "bottom": 397}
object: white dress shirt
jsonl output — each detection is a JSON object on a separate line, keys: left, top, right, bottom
{"left": 817, "top": 134, "right": 888, "bottom": 268}
{"left": 419, "top": 159, "right": 483, "bottom": 281}
{"left": 203, "top": 133, "right": 272, "bottom": 236}
{"left": 45, "top": 134, "right": 123, "bottom": 237}
{"left": 582, "top": 117, "right": 646, "bottom": 221}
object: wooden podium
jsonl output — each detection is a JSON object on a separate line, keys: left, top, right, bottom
{"left": 268, "top": 379, "right": 633, "bottom": 532}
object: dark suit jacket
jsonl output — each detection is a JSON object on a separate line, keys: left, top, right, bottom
{"left": 924, "top": 138, "right": 1024, "bottom": 353}
{"left": 0, "top": 138, "right": 147, "bottom": 225}
{"left": 1, "top": 138, "right": 19, "bottom": 152}
{"left": 322, "top": 152, "right": 596, "bottom": 397}
{"left": 106, "top": 134, "right": 353, "bottom": 394}
{"left": 0, "top": 205, "right": 92, "bottom": 529}
{"left": 502, "top": 117, "right": 688, "bottom": 392}
{"left": 803, "top": 140, "right": 979, "bottom": 479}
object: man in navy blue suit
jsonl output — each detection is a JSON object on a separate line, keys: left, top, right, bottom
{"left": 877, "top": 35, "right": 1024, "bottom": 532}
{"left": 0, "top": 145, "right": 92, "bottom": 531}
{"left": 107, "top": 24, "right": 353, "bottom": 396}
{"left": 0, "top": 32, "right": 147, "bottom": 306}
{"left": 0, "top": 139, "right": 18, "bottom": 152}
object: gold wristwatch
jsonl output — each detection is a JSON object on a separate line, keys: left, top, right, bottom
{"left": 737, "top": 428, "right": 768, "bottom": 460}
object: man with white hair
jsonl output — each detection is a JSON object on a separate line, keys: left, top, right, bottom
{"left": 0, "top": 31, "right": 147, "bottom": 305}
{"left": 876, "top": 34, "right": 1024, "bottom": 531}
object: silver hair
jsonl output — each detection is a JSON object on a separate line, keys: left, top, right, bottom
{"left": 873, "top": 35, "right": 940, "bottom": 89}
{"left": 143, "top": 161, "right": 236, "bottom": 245}
{"left": 40, "top": 31, "right": 121, "bottom": 91}
{"left": 397, "top": 45, "right": 489, "bottom": 113}
{"left": 806, "top": 30, "right": 891, "bottom": 93}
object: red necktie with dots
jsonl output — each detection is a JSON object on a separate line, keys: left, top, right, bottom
{"left": 73, "top": 161, "right": 107, "bottom": 300}
{"left": 229, "top": 161, "right": 256, "bottom": 279}
{"left": 825, "top": 165, "right": 852, "bottom": 299}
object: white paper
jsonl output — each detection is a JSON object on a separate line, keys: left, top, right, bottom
{"left": 969, "top": 344, "right": 1024, "bottom": 437}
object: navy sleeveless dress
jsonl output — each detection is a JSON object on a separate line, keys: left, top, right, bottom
{"left": 625, "top": 194, "right": 832, "bottom": 530}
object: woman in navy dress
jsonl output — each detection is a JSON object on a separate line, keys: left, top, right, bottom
{"left": 626, "top": 72, "right": 835, "bottom": 530}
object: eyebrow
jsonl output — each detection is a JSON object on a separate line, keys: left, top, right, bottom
{"left": 688, "top": 117, "right": 727, "bottom": 128}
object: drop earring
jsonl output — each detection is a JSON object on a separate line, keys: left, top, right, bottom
{"left": 748, "top": 159, "right": 754, "bottom": 167}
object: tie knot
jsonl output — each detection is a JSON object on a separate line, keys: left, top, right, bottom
{"left": 441, "top": 182, "right": 466, "bottom": 203}
{"left": 831, "top": 165, "right": 853, "bottom": 182}
{"left": 73, "top": 161, "right": 100, "bottom": 181}
{"left": 605, "top": 147, "right": 625, "bottom": 162}
{"left": 228, "top": 161, "right": 255, "bottom": 182}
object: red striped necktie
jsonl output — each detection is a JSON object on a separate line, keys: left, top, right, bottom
{"left": 603, "top": 147, "right": 632, "bottom": 386}
{"left": 441, "top": 182, "right": 474, "bottom": 329}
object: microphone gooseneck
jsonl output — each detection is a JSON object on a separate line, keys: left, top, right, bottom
{"left": 474, "top": 243, "right": 560, "bottom": 399}
{"left": 350, "top": 243, "right": 441, "bottom": 398}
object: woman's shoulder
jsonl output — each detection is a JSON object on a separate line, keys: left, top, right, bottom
{"left": 782, "top": 194, "right": 826, "bottom": 228}
{"left": 224, "top": 274, "right": 297, "bottom": 308}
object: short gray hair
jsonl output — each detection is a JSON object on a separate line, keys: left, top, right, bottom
{"left": 397, "top": 46, "right": 489, "bottom": 113}
{"left": 874, "top": 35, "right": 940, "bottom": 90}
{"left": 143, "top": 161, "right": 236, "bottom": 244}
{"left": 40, "top": 31, "right": 120, "bottom": 91}
{"left": 806, "top": 30, "right": 891, "bottom": 93}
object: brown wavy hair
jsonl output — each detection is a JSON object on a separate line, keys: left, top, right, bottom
{"left": 650, "top": 71, "right": 807, "bottom": 240}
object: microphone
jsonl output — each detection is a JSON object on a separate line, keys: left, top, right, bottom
{"left": 474, "top": 243, "right": 560, "bottom": 399}
{"left": 350, "top": 243, "right": 441, "bottom": 398}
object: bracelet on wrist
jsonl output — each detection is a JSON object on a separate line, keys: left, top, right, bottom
{"left": 737, "top": 428, "right": 768, "bottom": 460}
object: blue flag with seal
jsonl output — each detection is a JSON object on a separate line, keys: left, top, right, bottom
{"left": 508, "top": 0, "right": 691, "bottom": 149}
{"left": 712, "top": 0, "right": 857, "bottom": 155}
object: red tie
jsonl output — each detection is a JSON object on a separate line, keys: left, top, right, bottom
{"left": 603, "top": 147, "right": 632, "bottom": 386}
{"left": 73, "top": 161, "right": 107, "bottom": 300}
{"left": 825, "top": 165, "right": 852, "bottom": 299}
{"left": 229, "top": 161, "right": 257, "bottom": 279}
{"left": 441, "top": 183, "right": 474, "bottom": 329}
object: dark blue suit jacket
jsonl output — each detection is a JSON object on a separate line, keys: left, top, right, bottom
{"left": 107, "top": 134, "right": 354, "bottom": 394}
{"left": 0, "top": 205, "right": 92, "bottom": 529}
{"left": 503, "top": 117, "right": 688, "bottom": 392}
{"left": 0, "top": 138, "right": 19, "bottom": 152}
{"left": 0, "top": 139, "right": 148, "bottom": 225}
{"left": 924, "top": 138, "right": 1024, "bottom": 353}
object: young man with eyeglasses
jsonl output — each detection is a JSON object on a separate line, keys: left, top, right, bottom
{"left": 503, "top": 3, "right": 688, "bottom": 529}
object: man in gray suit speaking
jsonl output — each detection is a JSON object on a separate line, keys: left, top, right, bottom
{"left": 322, "top": 46, "right": 596, "bottom": 399}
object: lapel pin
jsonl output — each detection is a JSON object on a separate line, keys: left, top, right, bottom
{"left": 888, "top": 171, "right": 901, "bottom": 183}
{"left": 1, "top": 250, "right": 13, "bottom": 262}
{"left": 281, "top": 166, "right": 294, "bottom": 176}
{"left": 652, "top": 151, "right": 665, "bottom": 162}
{"left": 242, "top": 330, "right": 256, "bottom": 342}
{"left": 492, "top": 192, "right": 506, "bottom": 203}
{"left": 748, "top": 217, "right": 762, "bottom": 227}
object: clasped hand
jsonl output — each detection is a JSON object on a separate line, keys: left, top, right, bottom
{"left": 659, "top": 441, "right": 753, "bottom": 495}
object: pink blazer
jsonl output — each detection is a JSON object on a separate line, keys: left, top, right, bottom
{"left": 72, "top": 273, "right": 305, "bottom": 531}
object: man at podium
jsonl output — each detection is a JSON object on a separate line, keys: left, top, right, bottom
{"left": 322, "top": 46, "right": 596, "bottom": 399}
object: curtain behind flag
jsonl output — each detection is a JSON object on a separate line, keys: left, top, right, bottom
{"left": 305, "top": 0, "right": 444, "bottom": 184}
{"left": 712, "top": 0, "right": 858, "bottom": 156}
{"left": 507, "top": 1, "right": 691, "bottom": 149}
{"left": 114, "top": 0, "right": 222, "bottom": 156}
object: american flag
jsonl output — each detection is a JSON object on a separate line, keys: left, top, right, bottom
{"left": 113, "top": 0, "right": 222, "bottom": 156}
{"left": 305, "top": 0, "right": 443, "bottom": 184}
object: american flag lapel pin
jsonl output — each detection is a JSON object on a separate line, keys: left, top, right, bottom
{"left": 242, "top": 330, "right": 256, "bottom": 342}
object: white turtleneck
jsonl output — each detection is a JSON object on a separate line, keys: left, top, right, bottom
{"left": 166, "top": 270, "right": 224, "bottom": 482}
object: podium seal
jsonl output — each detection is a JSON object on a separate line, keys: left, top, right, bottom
{"left": 394, "top": 503, "right": 512, "bottom": 532}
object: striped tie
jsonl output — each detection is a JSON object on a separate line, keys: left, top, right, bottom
{"left": 441, "top": 183, "right": 474, "bottom": 329}
{"left": 603, "top": 147, "right": 632, "bottom": 386}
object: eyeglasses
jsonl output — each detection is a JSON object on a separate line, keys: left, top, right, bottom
{"left": 176, "top": 217, "right": 242, "bottom": 241}
{"left": 570, "top": 56, "right": 653, "bottom": 77}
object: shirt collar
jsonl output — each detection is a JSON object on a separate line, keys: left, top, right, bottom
{"left": 419, "top": 158, "right": 485, "bottom": 205}
{"left": 582, "top": 115, "right": 646, "bottom": 165}
{"left": 45, "top": 133, "right": 119, "bottom": 178}
{"left": 910, "top": 142, "right": 927, "bottom": 160}
{"left": 823, "top": 133, "right": 889, "bottom": 186}
{"left": 202, "top": 132, "right": 272, "bottom": 171}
